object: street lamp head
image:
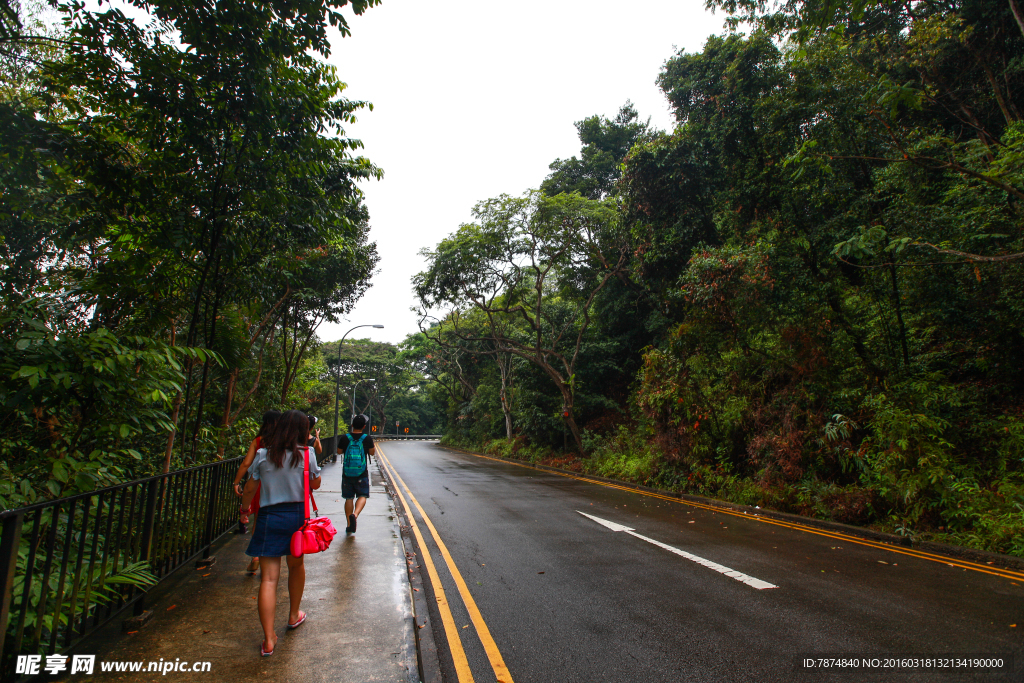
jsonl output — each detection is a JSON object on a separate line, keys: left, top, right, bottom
{"left": 372, "top": 325, "right": 384, "bottom": 328}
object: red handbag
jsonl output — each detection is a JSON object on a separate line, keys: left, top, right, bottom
{"left": 290, "top": 448, "right": 337, "bottom": 557}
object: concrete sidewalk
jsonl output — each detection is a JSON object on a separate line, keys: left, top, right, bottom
{"left": 62, "top": 458, "right": 418, "bottom": 683}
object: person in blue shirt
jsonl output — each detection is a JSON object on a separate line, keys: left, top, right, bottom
{"left": 335, "top": 414, "right": 375, "bottom": 534}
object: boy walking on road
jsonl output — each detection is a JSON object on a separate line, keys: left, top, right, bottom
{"left": 337, "top": 414, "right": 375, "bottom": 534}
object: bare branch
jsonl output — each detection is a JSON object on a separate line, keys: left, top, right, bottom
{"left": 916, "top": 243, "right": 1024, "bottom": 262}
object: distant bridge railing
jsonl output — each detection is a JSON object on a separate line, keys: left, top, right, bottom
{"left": 0, "top": 457, "right": 243, "bottom": 679}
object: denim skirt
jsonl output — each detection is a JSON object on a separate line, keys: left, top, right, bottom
{"left": 246, "top": 502, "right": 304, "bottom": 557}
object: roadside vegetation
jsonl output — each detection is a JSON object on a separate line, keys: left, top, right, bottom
{"left": 419, "top": 0, "right": 1024, "bottom": 557}
{"left": 0, "top": 0, "right": 437, "bottom": 510}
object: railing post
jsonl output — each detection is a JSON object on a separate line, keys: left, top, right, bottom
{"left": 132, "top": 479, "right": 159, "bottom": 617}
{"left": 0, "top": 512, "right": 24, "bottom": 658}
{"left": 199, "top": 465, "right": 221, "bottom": 565}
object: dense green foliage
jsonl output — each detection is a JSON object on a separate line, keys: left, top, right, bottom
{"left": 415, "top": 190, "right": 628, "bottom": 452}
{"left": 321, "top": 335, "right": 441, "bottom": 437}
{"left": 0, "top": 0, "right": 382, "bottom": 508}
{"left": 419, "top": 0, "right": 1024, "bottom": 556}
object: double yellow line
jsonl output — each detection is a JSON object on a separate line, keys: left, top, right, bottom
{"left": 456, "top": 449, "right": 1024, "bottom": 584}
{"left": 376, "top": 445, "right": 514, "bottom": 683}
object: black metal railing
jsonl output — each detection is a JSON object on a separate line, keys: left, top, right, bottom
{"left": 322, "top": 436, "right": 339, "bottom": 463}
{"left": 0, "top": 457, "right": 242, "bottom": 679}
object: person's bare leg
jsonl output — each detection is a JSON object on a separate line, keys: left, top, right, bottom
{"left": 344, "top": 499, "right": 354, "bottom": 518}
{"left": 286, "top": 555, "right": 306, "bottom": 625}
{"left": 353, "top": 496, "right": 367, "bottom": 517}
{"left": 258, "top": 557, "right": 281, "bottom": 652}
{"left": 246, "top": 513, "right": 260, "bottom": 573}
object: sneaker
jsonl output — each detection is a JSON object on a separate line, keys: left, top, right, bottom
{"left": 349, "top": 513, "right": 357, "bottom": 534}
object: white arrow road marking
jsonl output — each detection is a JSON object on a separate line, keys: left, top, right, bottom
{"left": 576, "top": 511, "right": 636, "bottom": 533}
{"left": 577, "top": 511, "right": 778, "bottom": 590}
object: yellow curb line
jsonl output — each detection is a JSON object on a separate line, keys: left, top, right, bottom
{"left": 378, "top": 445, "right": 514, "bottom": 683}
{"left": 376, "top": 447, "right": 475, "bottom": 683}
{"left": 451, "top": 447, "right": 1024, "bottom": 584}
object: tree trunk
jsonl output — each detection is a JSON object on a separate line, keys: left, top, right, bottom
{"left": 279, "top": 305, "right": 322, "bottom": 404}
{"left": 559, "top": 387, "right": 584, "bottom": 455}
{"left": 1011, "top": 0, "right": 1024, "bottom": 39}
{"left": 216, "top": 367, "right": 238, "bottom": 458}
{"left": 229, "top": 325, "right": 275, "bottom": 425}
{"left": 888, "top": 262, "right": 910, "bottom": 370}
{"left": 564, "top": 413, "right": 584, "bottom": 456}
{"left": 280, "top": 306, "right": 294, "bottom": 403}
{"left": 501, "top": 394, "right": 513, "bottom": 440}
{"left": 189, "top": 272, "right": 226, "bottom": 460}
{"left": 176, "top": 358, "right": 196, "bottom": 463}
{"left": 188, "top": 359, "right": 211, "bottom": 460}
{"left": 164, "top": 390, "right": 183, "bottom": 474}
{"left": 497, "top": 354, "right": 513, "bottom": 439}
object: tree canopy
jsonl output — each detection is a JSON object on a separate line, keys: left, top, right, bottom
{"left": 0, "top": 0, "right": 381, "bottom": 506}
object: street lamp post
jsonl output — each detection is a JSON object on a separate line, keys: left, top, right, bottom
{"left": 351, "top": 378, "right": 376, "bottom": 419}
{"left": 333, "top": 325, "right": 383, "bottom": 451}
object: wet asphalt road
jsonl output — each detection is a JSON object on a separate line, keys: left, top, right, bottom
{"left": 378, "top": 441, "right": 1023, "bottom": 683}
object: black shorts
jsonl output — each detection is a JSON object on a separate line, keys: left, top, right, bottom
{"left": 342, "top": 473, "right": 370, "bottom": 499}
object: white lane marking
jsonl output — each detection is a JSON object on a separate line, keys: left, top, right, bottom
{"left": 577, "top": 512, "right": 635, "bottom": 533}
{"left": 577, "top": 511, "right": 778, "bottom": 590}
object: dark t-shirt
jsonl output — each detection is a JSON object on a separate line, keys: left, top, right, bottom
{"left": 337, "top": 433, "right": 374, "bottom": 453}
{"left": 337, "top": 433, "right": 374, "bottom": 477}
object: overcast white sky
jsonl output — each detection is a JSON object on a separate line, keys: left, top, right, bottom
{"left": 317, "top": 0, "right": 726, "bottom": 345}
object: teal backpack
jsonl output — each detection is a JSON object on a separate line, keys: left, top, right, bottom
{"left": 342, "top": 433, "right": 368, "bottom": 477}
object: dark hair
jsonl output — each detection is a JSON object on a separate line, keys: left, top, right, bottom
{"left": 267, "top": 410, "right": 309, "bottom": 468}
{"left": 306, "top": 414, "right": 318, "bottom": 433}
{"left": 351, "top": 414, "right": 367, "bottom": 431}
{"left": 257, "top": 410, "right": 282, "bottom": 441}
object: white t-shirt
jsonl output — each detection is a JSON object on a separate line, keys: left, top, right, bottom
{"left": 248, "top": 447, "right": 321, "bottom": 506}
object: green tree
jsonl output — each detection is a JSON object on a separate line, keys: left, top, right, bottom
{"left": 541, "top": 102, "right": 651, "bottom": 200}
{"left": 0, "top": 0, "right": 382, "bottom": 498}
{"left": 416, "top": 191, "right": 628, "bottom": 453}
{"left": 611, "top": 0, "right": 1024, "bottom": 550}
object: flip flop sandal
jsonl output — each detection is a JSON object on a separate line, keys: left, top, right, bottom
{"left": 261, "top": 641, "right": 274, "bottom": 657}
{"left": 287, "top": 612, "right": 307, "bottom": 630}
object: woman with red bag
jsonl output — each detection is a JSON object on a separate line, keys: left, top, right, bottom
{"left": 239, "top": 410, "right": 322, "bottom": 656}
{"left": 232, "top": 410, "right": 281, "bottom": 574}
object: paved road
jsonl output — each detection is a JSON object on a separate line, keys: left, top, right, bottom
{"left": 378, "top": 441, "right": 1023, "bottom": 683}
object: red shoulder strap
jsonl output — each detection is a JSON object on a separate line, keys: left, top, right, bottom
{"left": 302, "top": 447, "right": 318, "bottom": 519}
